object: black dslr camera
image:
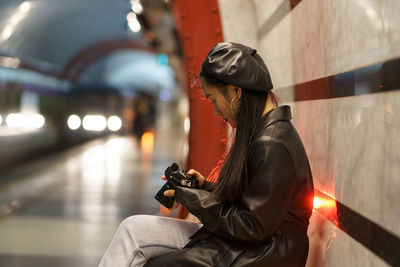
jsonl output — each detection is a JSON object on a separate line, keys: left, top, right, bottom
{"left": 155, "top": 162, "right": 199, "bottom": 208}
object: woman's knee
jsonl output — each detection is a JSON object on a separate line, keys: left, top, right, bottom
{"left": 119, "top": 215, "right": 155, "bottom": 231}
{"left": 121, "top": 215, "right": 148, "bottom": 226}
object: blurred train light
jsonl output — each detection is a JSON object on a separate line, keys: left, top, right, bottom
{"left": 82, "top": 115, "right": 107, "bottom": 131}
{"left": 5, "top": 113, "right": 45, "bottom": 129}
{"left": 6, "top": 113, "right": 24, "bottom": 127}
{"left": 33, "top": 114, "right": 45, "bottom": 129}
{"left": 107, "top": 116, "right": 122, "bottom": 132}
{"left": 141, "top": 132, "right": 154, "bottom": 153}
{"left": 131, "top": 0, "right": 143, "bottom": 14}
{"left": 68, "top": 115, "right": 81, "bottom": 130}
{"left": 0, "top": 115, "right": 2, "bottom": 125}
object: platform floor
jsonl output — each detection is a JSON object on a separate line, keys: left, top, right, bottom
{"left": 0, "top": 107, "right": 187, "bottom": 266}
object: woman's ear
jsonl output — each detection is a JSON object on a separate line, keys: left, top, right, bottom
{"left": 235, "top": 87, "right": 242, "bottom": 99}
{"left": 226, "top": 84, "right": 242, "bottom": 100}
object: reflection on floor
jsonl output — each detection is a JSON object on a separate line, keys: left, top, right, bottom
{"left": 0, "top": 109, "right": 186, "bottom": 266}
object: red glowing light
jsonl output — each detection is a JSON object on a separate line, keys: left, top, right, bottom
{"left": 312, "top": 190, "right": 339, "bottom": 226}
{"left": 313, "top": 196, "right": 322, "bottom": 209}
{"left": 313, "top": 196, "right": 336, "bottom": 210}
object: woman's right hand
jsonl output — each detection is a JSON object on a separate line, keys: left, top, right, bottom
{"left": 186, "top": 169, "right": 206, "bottom": 187}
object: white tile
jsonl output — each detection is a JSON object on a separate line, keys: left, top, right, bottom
{"left": 292, "top": 91, "right": 400, "bottom": 237}
{"left": 218, "top": 0, "right": 294, "bottom": 89}
{"left": 217, "top": 0, "right": 258, "bottom": 48}
{"left": 290, "top": 0, "right": 333, "bottom": 85}
{"left": 254, "top": 0, "right": 293, "bottom": 89}
{"left": 332, "top": 0, "right": 388, "bottom": 73}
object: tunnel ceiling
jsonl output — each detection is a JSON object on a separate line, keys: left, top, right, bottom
{"left": 82, "top": 50, "right": 176, "bottom": 93}
{"left": 0, "top": 0, "right": 178, "bottom": 93}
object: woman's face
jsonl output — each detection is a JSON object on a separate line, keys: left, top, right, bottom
{"left": 201, "top": 82, "right": 241, "bottom": 126}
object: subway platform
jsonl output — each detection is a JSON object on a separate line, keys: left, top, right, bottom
{"left": 0, "top": 108, "right": 186, "bottom": 267}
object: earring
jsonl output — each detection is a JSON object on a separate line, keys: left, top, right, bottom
{"left": 230, "top": 96, "right": 237, "bottom": 114}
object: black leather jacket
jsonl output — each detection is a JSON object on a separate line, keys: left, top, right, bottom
{"left": 146, "top": 105, "right": 314, "bottom": 267}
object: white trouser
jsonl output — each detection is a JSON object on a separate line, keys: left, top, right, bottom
{"left": 98, "top": 215, "right": 202, "bottom": 267}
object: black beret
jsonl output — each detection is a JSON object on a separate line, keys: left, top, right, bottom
{"left": 200, "top": 42, "right": 273, "bottom": 91}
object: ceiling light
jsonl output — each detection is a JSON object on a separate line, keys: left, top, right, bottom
{"left": 10, "top": 13, "right": 25, "bottom": 25}
{"left": 126, "top": 11, "right": 136, "bottom": 21}
{"left": 128, "top": 19, "right": 141, "bottom": 33}
{"left": 1, "top": 25, "right": 14, "bottom": 41}
{"left": 19, "top": 1, "right": 31, "bottom": 14}
{"left": 131, "top": 2, "right": 143, "bottom": 14}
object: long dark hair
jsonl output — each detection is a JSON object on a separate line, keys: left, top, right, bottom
{"left": 200, "top": 73, "right": 275, "bottom": 204}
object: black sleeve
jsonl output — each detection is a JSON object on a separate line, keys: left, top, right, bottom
{"left": 200, "top": 180, "right": 216, "bottom": 192}
{"left": 175, "top": 141, "right": 298, "bottom": 242}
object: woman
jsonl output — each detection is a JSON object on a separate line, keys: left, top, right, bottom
{"left": 99, "top": 42, "right": 314, "bottom": 267}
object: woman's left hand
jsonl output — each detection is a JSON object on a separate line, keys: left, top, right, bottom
{"left": 161, "top": 176, "right": 179, "bottom": 209}
{"left": 162, "top": 175, "right": 175, "bottom": 197}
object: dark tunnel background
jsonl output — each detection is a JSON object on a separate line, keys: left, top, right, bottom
{"left": 0, "top": 0, "right": 183, "bottom": 170}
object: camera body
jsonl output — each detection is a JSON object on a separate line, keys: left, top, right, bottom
{"left": 155, "top": 162, "right": 199, "bottom": 208}
{"left": 165, "top": 162, "right": 199, "bottom": 188}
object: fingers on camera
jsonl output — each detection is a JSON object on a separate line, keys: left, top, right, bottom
{"left": 163, "top": 189, "right": 174, "bottom": 197}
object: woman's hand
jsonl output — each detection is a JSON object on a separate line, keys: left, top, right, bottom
{"left": 161, "top": 169, "right": 205, "bottom": 209}
{"left": 187, "top": 169, "right": 206, "bottom": 187}
{"left": 161, "top": 176, "right": 179, "bottom": 209}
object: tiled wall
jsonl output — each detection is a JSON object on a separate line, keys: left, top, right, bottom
{"left": 217, "top": 0, "right": 400, "bottom": 266}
